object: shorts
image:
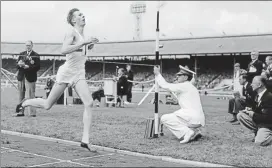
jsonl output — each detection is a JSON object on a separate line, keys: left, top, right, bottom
{"left": 56, "top": 65, "right": 86, "bottom": 88}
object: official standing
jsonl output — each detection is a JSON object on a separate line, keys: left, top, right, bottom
{"left": 247, "top": 51, "right": 264, "bottom": 83}
{"left": 14, "top": 40, "right": 40, "bottom": 117}
{"left": 126, "top": 64, "right": 134, "bottom": 103}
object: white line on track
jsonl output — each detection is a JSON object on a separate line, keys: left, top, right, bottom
{"left": 2, "top": 130, "right": 233, "bottom": 167}
{"left": 72, "top": 153, "right": 115, "bottom": 161}
{"left": 1, "top": 147, "right": 11, "bottom": 150}
{"left": 3, "top": 147, "right": 64, "bottom": 161}
{"left": 28, "top": 161, "right": 66, "bottom": 167}
{"left": 2, "top": 147, "right": 92, "bottom": 167}
{"left": 1, "top": 149, "right": 16, "bottom": 154}
{"left": 66, "top": 160, "right": 93, "bottom": 167}
{"left": 2, "top": 146, "right": 113, "bottom": 167}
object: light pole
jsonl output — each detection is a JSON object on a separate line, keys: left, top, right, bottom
{"left": 130, "top": 2, "right": 146, "bottom": 40}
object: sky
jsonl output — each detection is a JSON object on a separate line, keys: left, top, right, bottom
{"left": 1, "top": 1, "right": 272, "bottom": 43}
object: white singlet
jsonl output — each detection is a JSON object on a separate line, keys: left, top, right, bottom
{"left": 56, "top": 28, "right": 87, "bottom": 88}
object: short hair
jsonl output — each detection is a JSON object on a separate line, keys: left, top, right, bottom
{"left": 251, "top": 50, "right": 259, "bottom": 56}
{"left": 254, "top": 75, "right": 267, "bottom": 87}
{"left": 260, "top": 76, "right": 267, "bottom": 86}
{"left": 67, "top": 8, "right": 79, "bottom": 26}
{"left": 240, "top": 74, "right": 248, "bottom": 81}
{"left": 234, "top": 63, "right": 240, "bottom": 67}
{"left": 26, "top": 40, "right": 33, "bottom": 45}
{"left": 119, "top": 68, "right": 125, "bottom": 73}
{"left": 266, "top": 56, "right": 272, "bottom": 61}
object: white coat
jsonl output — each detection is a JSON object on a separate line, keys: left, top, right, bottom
{"left": 156, "top": 74, "right": 205, "bottom": 126}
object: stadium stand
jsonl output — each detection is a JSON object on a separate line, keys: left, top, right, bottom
{"left": 2, "top": 34, "right": 272, "bottom": 90}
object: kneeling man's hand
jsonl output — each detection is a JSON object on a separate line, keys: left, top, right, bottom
{"left": 244, "top": 110, "right": 254, "bottom": 118}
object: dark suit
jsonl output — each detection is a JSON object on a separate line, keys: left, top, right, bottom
{"left": 266, "top": 80, "right": 272, "bottom": 93}
{"left": 237, "top": 90, "right": 272, "bottom": 146}
{"left": 126, "top": 70, "right": 134, "bottom": 102}
{"left": 17, "top": 50, "right": 40, "bottom": 82}
{"left": 247, "top": 60, "right": 264, "bottom": 83}
{"left": 252, "top": 90, "right": 272, "bottom": 128}
{"left": 16, "top": 50, "right": 40, "bottom": 116}
{"left": 228, "top": 82, "right": 256, "bottom": 115}
{"left": 243, "top": 83, "right": 257, "bottom": 109}
{"left": 117, "top": 75, "right": 128, "bottom": 96}
{"left": 92, "top": 89, "right": 105, "bottom": 102}
{"left": 264, "top": 64, "right": 272, "bottom": 93}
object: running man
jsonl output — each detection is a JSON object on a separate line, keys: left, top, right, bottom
{"left": 15, "top": 8, "right": 99, "bottom": 151}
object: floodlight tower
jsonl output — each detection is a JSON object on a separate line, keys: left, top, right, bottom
{"left": 130, "top": 2, "right": 146, "bottom": 40}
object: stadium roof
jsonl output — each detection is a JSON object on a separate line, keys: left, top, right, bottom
{"left": 2, "top": 33, "right": 272, "bottom": 58}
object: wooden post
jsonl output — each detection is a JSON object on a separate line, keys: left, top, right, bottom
{"left": 194, "top": 54, "right": 197, "bottom": 78}
{"left": 52, "top": 58, "right": 56, "bottom": 75}
{"left": 160, "top": 55, "right": 163, "bottom": 73}
{"left": 154, "top": 5, "right": 160, "bottom": 138}
{"left": 103, "top": 57, "right": 105, "bottom": 79}
{"left": 232, "top": 53, "right": 236, "bottom": 92}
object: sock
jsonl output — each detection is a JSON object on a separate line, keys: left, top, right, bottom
{"left": 81, "top": 109, "right": 92, "bottom": 144}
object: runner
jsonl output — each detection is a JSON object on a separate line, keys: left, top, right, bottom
{"left": 15, "top": 8, "right": 99, "bottom": 152}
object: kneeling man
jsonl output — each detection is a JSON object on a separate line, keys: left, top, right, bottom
{"left": 154, "top": 66, "right": 205, "bottom": 144}
{"left": 227, "top": 74, "right": 256, "bottom": 124}
{"left": 237, "top": 76, "right": 272, "bottom": 146}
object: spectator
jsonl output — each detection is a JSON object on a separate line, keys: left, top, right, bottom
{"left": 233, "top": 63, "right": 247, "bottom": 95}
{"left": 116, "top": 68, "right": 128, "bottom": 108}
{"left": 227, "top": 74, "right": 256, "bottom": 124}
{"left": 237, "top": 76, "right": 272, "bottom": 146}
{"left": 247, "top": 51, "right": 264, "bottom": 83}
{"left": 262, "top": 56, "right": 272, "bottom": 93}
{"left": 92, "top": 84, "right": 105, "bottom": 106}
{"left": 125, "top": 64, "right": 134, "bottom": 102}
{"left": 14, "top": 40, "right": 40, "bottom": 117}
{"left": 44, "top": 77, "right": 55, "bottom": 98}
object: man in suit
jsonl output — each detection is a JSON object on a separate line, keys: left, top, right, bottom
{"left": 125, "top": 64, "right": 134, "bottom": 103}
{"left": 14, "top": 40, "right": 40, "bottom": 117}
{"left": 228, "top": 74, "right": 256, "bottom": 124}
{"left": 116, "top": 68, "right": 128, "bottom": 107}
{"left": 237, "top": 76, "right": 272, "bottom": 146}
{"left": 233, "top": 63, "right": 247, "bottom": 95}
{"left": 262, "top": 56, "right": 272, "bottom": 93}
{"left": 247, "top": 51, "right": 264, "bottom": 83}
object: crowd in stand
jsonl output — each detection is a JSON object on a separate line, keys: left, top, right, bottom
{"left": 2, "top": 56, "right": 269, "bottom": 91}
{"left": 2, "top": 58, "right": 236, "bottom": 89}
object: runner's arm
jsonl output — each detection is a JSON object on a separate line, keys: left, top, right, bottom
{"left": 61, "top": 30, "right": 85, "bottom": 55}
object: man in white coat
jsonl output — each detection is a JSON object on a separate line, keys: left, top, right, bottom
{"left": 154, "top": 66, "right": 205, "bottom": 144}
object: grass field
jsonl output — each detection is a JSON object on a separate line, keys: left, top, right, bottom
{"left": 1, "top": 87, "right": 272, "bottom": 167}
